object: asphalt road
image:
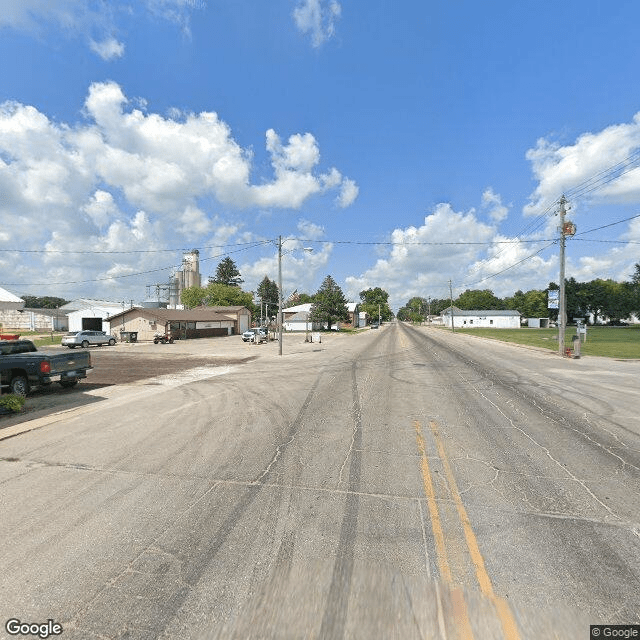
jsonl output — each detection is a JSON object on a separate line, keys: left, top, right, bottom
{"left": 1, "top": 324, "right": 639, "bottom": 639}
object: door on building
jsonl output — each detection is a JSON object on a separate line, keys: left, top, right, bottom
{"left": 82, "top": 317, "right": 103, "bottom": 331}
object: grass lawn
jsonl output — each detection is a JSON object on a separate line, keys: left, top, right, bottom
{"left": 441, "top": 325, "right": 640, "bottom": 359}
{"left": 1, "top": 331, "right": 65, "bottom": 347}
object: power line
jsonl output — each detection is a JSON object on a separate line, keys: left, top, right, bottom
{"left": 1, "top": 242, "right": 267, "bottom": 287}
{"left": 0, "top": 240, "right": 272, "bottom": 254}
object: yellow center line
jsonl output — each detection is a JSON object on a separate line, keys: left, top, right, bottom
{"left": 414, "top": 420, "right": 452, "bottom": 583}
{"left": 414, "top": 420, "right": 474, "bottom": 640}
{"left": 428, "top": 420, "right": 521, "bottom": 640}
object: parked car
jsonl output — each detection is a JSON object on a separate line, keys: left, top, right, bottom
{"left": 370, "top": 322, "right": 379, "bottom": 329}
{"left": 1, "top": 339, "right": 92, "bottom": 395}
{"left": 62, "top": 330, "right": 117, "bottom": 349}
{"left": 242, "top": 328, "right": 268, "bottom": 342}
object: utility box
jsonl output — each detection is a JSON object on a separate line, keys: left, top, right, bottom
{"left": 528, "top": 318, "right": 550, "bottom": 328}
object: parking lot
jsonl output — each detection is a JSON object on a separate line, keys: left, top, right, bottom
{"left": 0, "top": 335, "right": 266, "bottom": 428}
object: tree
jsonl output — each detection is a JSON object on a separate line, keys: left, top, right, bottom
{"left": 580, "top": 278, "right": 633, "bottom": 324}
{"left": 455, "top": 289, "right": 503, "bottom": 310}
{"left": 210, "top": 257, "right": 243, "bottom": 287}
{"left": 296, "top": 292, "right": 315, "bottom": 304}
{"left": 309, "top": 275, "right": 350, "bottom": 330}
{"left": 256, "top": 276, "right": 279, "bottom": 322}
{"left": 181, "top": 282, "right": 256, "bottom": 316}
{"left": 181, "top": 286, "right": 207, "bottom": 309}
{"left": 504, "top": 289, "right": 547, "bottom": 318}
{"left": 629, "top": 263, "right": 640, "bottom": 318}
{"left": 256, "top": 276, "right": 279, "bottom": 307}
{"left": 21, "top": 295, "right": 69, "bottom": 309}
{"left": 359, "top": 287, "right": 392, "bottom": 322}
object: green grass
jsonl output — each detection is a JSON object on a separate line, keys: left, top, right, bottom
{"left": 442, "top": 325, "right": 640, "bottom": 359}
{"left": 0, "top": 331, "right": 65, "bottom": 347}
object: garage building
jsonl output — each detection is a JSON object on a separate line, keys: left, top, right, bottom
{"left": 107, "top": 307, "right": 251, "bottom": 342}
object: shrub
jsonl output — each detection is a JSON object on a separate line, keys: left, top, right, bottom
{"left": 0, "top": 394, "right": 26, "bottom": 413}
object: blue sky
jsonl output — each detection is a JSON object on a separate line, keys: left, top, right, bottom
{"left": 2, "top": 0, "right": 640, "bottom": 311}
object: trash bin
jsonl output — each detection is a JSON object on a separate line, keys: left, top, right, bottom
{"left": 119, "top": 331, "right": 138, "bottom": 343}
{"left": 571, "top": 334, "right": 580, "bottom": 358}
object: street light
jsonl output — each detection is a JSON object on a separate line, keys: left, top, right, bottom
{"left": 277, "top": 235, "right": 313, "bottom": 356}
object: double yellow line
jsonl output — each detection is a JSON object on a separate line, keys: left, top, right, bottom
{"left": 414, "top": 420, "right": 521, "bottom": 640}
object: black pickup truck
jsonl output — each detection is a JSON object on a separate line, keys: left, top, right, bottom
{"left": 0, "top": 339, "right": 93, "bottom": 396}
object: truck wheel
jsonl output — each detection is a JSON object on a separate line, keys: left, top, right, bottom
{"left": 81, "top": 340, "right": 89, "bottom": 348}
{"left": 60, "top": 379, "right": 78, "bottom": 389}
{"left": 10, "top": 375, "right": 28, "bottom": 397}
{"left": 108, "top": 338, "right": 116, "bottom": 346}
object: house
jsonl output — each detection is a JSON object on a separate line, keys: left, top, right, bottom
{"left": 282, "top": 302, "right": 363, "bottom": 330}
{"left": 106, "top": 306, "right": 250, "bottom": 341}
{"left": 344, "top": 302, "right": 363, "bottom": 328}
{"left": 282, "top": 304, "right": 321, "bottom": 332}
{"left": 442, "top": 307, "right": 521, "bottom": 329}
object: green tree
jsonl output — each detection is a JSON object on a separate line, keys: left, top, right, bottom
{"left": 180, "top": 286, "right": 207, "bottom": 309}
{"left": 181, "top": 283, "right": 256, "bottom": 316}
{"left": 21, "top": 295, "right": 69, "bottom": 309}
{"left": 581, "top": 278, "right": 633, "bottom": 324}
{"left": 629, "top": 263, "right": 640, "bottom": 318}
{"left": 256, "top": 276, "right": 279, "bottom": 307}
{"left": 310, "top": 275, "right": 349, "bottom": 330}
{"left": 504, "top": 289, "right": 548, "bottom": 318}
{"left": 256, "top": 276, "right": 280, "bottom": 323}
{"left": 210, "top": 257, "right": 243, "bottom": 287}
{"left": 454, "top": 289, "right": 503, "bottom": 310}
{"left": 359, "top": 287, "right": 392, "bottom": 322}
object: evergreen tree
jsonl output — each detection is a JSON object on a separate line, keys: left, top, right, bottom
{"left": 256, "top": 276, "right": 279, "bottom": 306}
{"left": 211, "top": 257, "right": 243, "bottom": 287}
{"left": 310, "top": 275, "right": 349, "bottom": 330}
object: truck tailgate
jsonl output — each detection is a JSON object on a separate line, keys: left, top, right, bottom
{"left": 41, "top": 351, "right": 92, "bottom": 374}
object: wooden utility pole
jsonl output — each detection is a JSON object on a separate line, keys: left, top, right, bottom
{"left": 278, "top": 235, "right": 283, "bottom": 356}
{"left": 558, "top": 196, "right": 567, "bottom": 356}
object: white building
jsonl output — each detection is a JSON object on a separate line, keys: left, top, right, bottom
{"left": 282, "top": 304, "right": 321, "bottom": 332}
{"left": 0, "top": 286, "right": 24, "bottom": 310}
{"left": 442, "top": 307, "right": 521, "bottom": 329}
{"left": 62, "top": 300, "right": 128, "bottom": 333}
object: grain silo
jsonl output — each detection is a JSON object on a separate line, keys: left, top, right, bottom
{"left": 182, "top": 249, "right": 201, "bottom": 289}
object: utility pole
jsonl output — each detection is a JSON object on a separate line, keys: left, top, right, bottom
{"left": 427, "top": 296, "right": 431, "bottom": 324}
{"left": 378, "top": 304, "right": 381, "bottom": 326}
{"left": 278, "top": 235, "right": 283, "bottom": 356}
{"left": 558, "top": 196, "right": 567, "bottom": 357}
{"left": 449, "top": 280, "right": 455, "bottom": 333}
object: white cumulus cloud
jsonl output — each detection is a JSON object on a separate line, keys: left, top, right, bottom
{"left": 345, "top": 201, "right": 561, "bottom": 311}
{"left": 0, "top": 82, "right": 355, "bottom": 298}
{"left": 525, "top": 112, "right": 640, "bottom": 217}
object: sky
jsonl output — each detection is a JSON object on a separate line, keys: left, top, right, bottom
{"left": 2, "top": 0, "right": 640, "bottom": 312}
